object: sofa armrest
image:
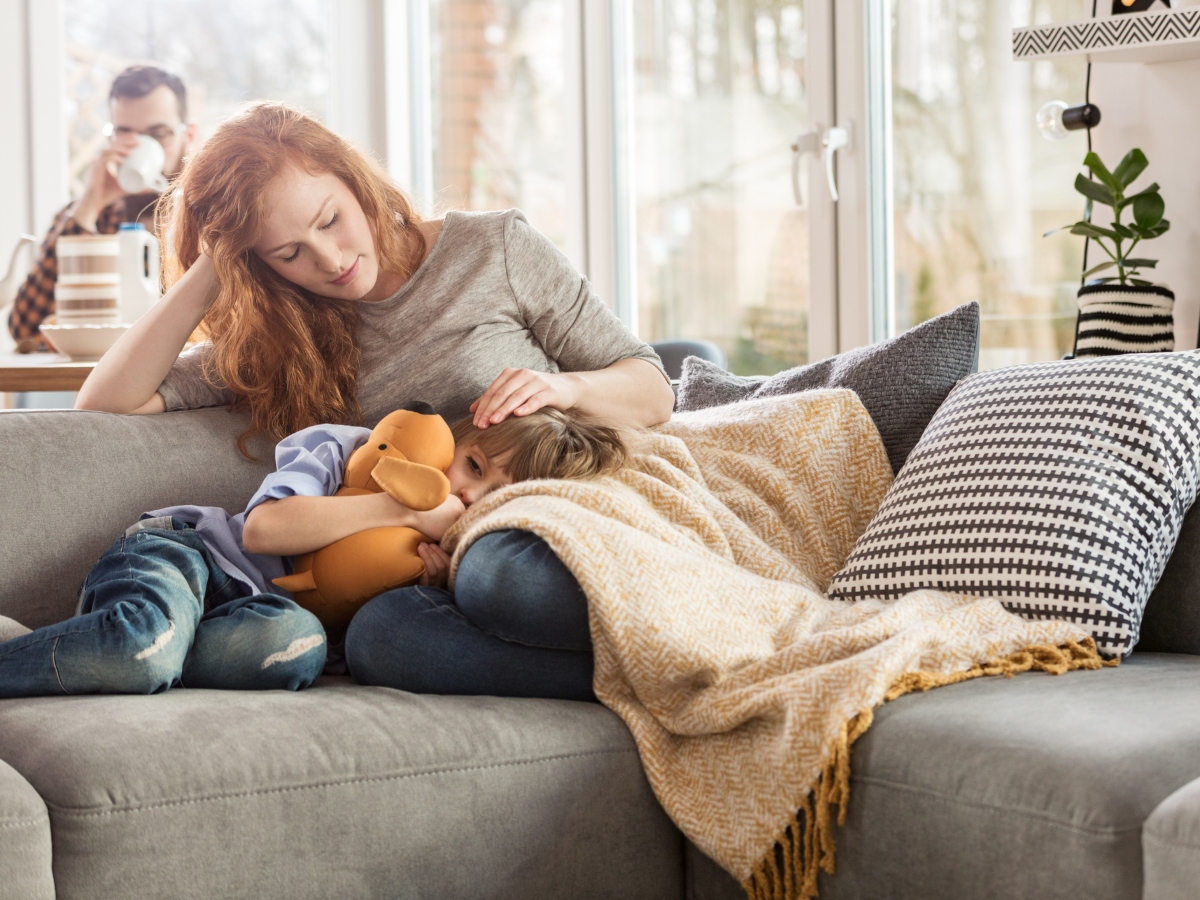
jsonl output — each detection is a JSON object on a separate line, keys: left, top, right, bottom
{"left": 0, "top": 408, "right": 274, "bottom": 628}
{"left": 1144, "top": 776, "right": 1200, "bottom": 900}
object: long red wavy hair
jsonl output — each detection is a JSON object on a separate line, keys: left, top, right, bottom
{"left": 158, "top": 102, "right": 424, "bottom": 452}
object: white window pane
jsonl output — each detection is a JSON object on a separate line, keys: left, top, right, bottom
{"left": 63, "top": 0, "right": 330, "bottom": 197}
{"left": 428, "top": 0, "right": 567, "bottom": 248}
{"left": 889, "top": 0, "right": 1086, "bottom": 368}
{"left": 630, "top": 1, "right": 810, "bottom": 375}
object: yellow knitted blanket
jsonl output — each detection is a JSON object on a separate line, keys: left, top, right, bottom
{"left": 445, "top": 391, "right": 1110, "bottom": 899}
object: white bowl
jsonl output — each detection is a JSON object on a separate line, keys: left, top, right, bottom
{"left": 39, "top": 323, "right": 130, "bottom": 361}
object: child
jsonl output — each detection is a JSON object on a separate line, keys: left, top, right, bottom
{"left": 0, "top": 406, "right": 628, "bottom": 698}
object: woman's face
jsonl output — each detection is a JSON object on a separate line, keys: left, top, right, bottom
{"left": 253, "top": 165, "right": 383, "bottom": 301}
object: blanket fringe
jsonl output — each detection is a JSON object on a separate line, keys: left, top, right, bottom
{"left": 741, "top": 638, "right": 1116, "bottom": 900}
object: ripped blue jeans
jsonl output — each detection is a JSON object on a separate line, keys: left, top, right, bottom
{"left": 0, "top": 518, "right": 326, "bottom": 698}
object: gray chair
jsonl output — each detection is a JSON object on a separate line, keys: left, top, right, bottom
{"left": 650, "top": 340, "right": 727, "bottom": 380}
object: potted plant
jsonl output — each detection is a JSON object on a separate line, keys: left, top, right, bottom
{"left": 1049, "top": 148, "right": 1173, "bottom": 357}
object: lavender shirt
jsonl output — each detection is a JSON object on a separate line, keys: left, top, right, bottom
{"left": 142, "top": 423, "right": 373, "bottom": 598}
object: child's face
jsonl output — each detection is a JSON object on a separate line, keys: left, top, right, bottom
{"left": 446, "top": 440, "right": 513, "bottom": 507}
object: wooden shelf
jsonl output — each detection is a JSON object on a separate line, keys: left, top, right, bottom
{"left": 1013, "top": 7, "right": 1200, "bottom": 64}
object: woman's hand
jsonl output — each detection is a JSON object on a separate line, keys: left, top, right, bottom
{"left": 470, "top": 368, "right": 581, "bottom": 429}
{"left": 417, "top": 542, "right": 452, "bottom": 588}
{"left": 469, "top": 358, "right": 674, "bottom": 430}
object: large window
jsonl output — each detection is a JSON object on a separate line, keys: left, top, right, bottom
{"left": 427, "top": 0, "right": 568, "bottom": 247}
{"left": 628, "top": 1, "right": 812, "bottom": 375}
{"left": 43, "top": 1, "right": 1096, "bottom": 373}
{"left": 888, "top": 0, "right": 1088, "bottom": 368}
{"left": 62, "top": 0, "right": 330, "bottom": 196}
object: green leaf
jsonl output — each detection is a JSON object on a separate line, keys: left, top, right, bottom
{"left": 1084, "top": 197, "right": 1093, "bottom": 222}
{"left": 1133, "top": 191, "right": 1165, "bottom": 229}
{"left": 1115, "top": 183, "right": 1160, "bottom": 211}
{"left": 1083, "top": 260, "right": 1118, "bottom": 278}
{"left": 1129, "top": 220, "right": 1170, "bottom": 240}
{"left": 1087, "top": 276, "right": 1120, "bottom": 285}
{"left": 1083, "top": 152, "right": 1121, "bottom": 193}
{"left": 1075, "top": 174, "right": 1115, "bottom": 207}
{"left": 1113, "top": 149, "right": 1149, "bottom": 188}
{"left": 1113, "top": 223, "right": 1136, "bottom": 239}
{"left": 1121, "top": 258, "right": 1158, "bottom": 268}
{"left": 1070, "top": 222, "right": 1121, "bottom": 241}
{"left": 1130, "top": 278, "right": 1154, "bottom": 287}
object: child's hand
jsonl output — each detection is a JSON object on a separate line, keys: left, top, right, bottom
{"left": 410, "top": 494, "right": 466, "bottom": 542}
{"left": 417, "top": 542, "right": 452, "bottom": 588}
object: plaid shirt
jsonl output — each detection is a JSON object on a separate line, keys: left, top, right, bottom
{"left": 8, "top": 193, "right": 160, "bottom": 348}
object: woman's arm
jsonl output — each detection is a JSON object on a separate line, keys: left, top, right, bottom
{"left": 470, "top": 357, "right": 674, "bottom": 429}
{"left": 75, "top": 253, "right": 219, "bottom": 414}
{"left": 242, "top": 492, "right": 465, "bottom": 557}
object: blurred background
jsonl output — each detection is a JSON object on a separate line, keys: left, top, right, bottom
{"left": 3, "top": 0, "right": 1189, "bottom": 383}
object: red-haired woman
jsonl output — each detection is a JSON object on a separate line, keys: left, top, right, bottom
{"left": 77, "top": 102, "right": 673, "bottom": 699}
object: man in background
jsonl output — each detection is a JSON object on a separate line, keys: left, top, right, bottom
{"left": 8, "top": 64, "right": 196, "bottom": 351}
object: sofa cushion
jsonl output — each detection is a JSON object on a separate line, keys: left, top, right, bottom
{"left": 828, "top": 352, "right": 1200, "bottom": 656}
{"left": 1143, "top": 775, "right": 1200, "bottom": 900}
{"left": 0, "top": 680, "right": 681, "bottom": 900}
{"left": 0, "top": 408, "right": 274, "bottom": 629}
{"left": 674, "top": 301, "right": 979, "bottom": 473}
{"left": 684, "top": 653, "right": 1200, "bottom": 900}
{"left": 0, "top": 758, "right": 53, "bottom": 900}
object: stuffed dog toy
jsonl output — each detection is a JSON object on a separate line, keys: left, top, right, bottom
{"left": 271, "top": 402, "right": 455, "bottom": 629}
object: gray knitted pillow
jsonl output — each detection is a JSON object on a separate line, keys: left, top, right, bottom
{"left": 675, "top": 302, "right": 979, "bottom": 473}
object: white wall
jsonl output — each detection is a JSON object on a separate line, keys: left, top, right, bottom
{"left": 1091, "top": 59, "right": 1200, "bottom": 351}
{"left": 0, "top": 0, "right": 32, "bottom": 354}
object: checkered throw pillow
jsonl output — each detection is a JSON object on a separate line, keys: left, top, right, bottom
{"left": 827, "top": 351, "right": 1200, "bottom": 657}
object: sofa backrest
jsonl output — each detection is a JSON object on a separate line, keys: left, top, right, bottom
{"left": 0, "top": 408, "right": 275, "bottom": 628}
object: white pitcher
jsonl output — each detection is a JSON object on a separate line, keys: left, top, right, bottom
{"left": 0, "top": 234, "right": 37, "bottom": 324}
{"left": 117, "top": 222, "right": 162, "bottom": 323}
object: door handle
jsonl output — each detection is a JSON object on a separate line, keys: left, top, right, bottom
{"left": 790, "top": 130, "right": 820, "bottom": 206}
{"left": 821, "top": 126, "right": 850, "bottom": 202}
{"left": 791, "top": 125, "right": 852, "bottom": 205}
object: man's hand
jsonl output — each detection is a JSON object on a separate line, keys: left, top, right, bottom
{"left": 72, "top": 133, "right": 140, "bottom": 232}
{"left": 470, "top": 368, "right": 581, "bottom": 429}
{"left": 417, "top": 542, "right": 452, "bottom": 588}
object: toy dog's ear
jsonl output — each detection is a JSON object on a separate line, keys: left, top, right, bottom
{"left": 372, "top": 457, "right": 452, "bottom": 511}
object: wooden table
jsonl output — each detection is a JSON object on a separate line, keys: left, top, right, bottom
{"left": 0, "top": 352, "right": 96, "bottom": 392}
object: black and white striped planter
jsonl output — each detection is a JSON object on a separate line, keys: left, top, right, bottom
{"left": 1073, "top": 282, "right": 1175, "bottom": 358}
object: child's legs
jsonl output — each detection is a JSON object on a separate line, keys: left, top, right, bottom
{"left": 0, "top": 522, "right": 209, "bottom": 697}
{"left": 183, "top": 595, "right": 326, "bottom": 691}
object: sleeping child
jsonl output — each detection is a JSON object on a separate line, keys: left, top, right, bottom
{"left": 0, "top": 406, "right": 628, "bottom": 697}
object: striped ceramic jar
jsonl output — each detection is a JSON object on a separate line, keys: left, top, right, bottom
{"left": 1073, "top": 283, "right": 1174, "bottom": 358}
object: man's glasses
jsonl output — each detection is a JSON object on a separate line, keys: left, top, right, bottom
{"left": 103, "top": 122, "right": 187, "bottom": 146}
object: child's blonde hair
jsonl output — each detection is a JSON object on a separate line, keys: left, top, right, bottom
{"left": 450, "top": 408, "right": 630, "bottom": 482}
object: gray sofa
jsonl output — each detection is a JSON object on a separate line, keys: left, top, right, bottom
{"left": 1, "top": 407, "right": 1198, "bottom": 900}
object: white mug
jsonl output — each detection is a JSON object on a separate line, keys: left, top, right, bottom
{"left": 117, "top": 134, "right": 169, "bottom": 194}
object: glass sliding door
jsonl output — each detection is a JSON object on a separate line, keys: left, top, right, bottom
{"left": 624, "top": 0, "right": 835, "bottom": 375}
{"left": 886, "top": 0, "right": 1088, "bottom": 368}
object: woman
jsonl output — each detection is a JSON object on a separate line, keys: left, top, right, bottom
{"left": 77, "top": 102, "right": 674, "bottom": 700}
